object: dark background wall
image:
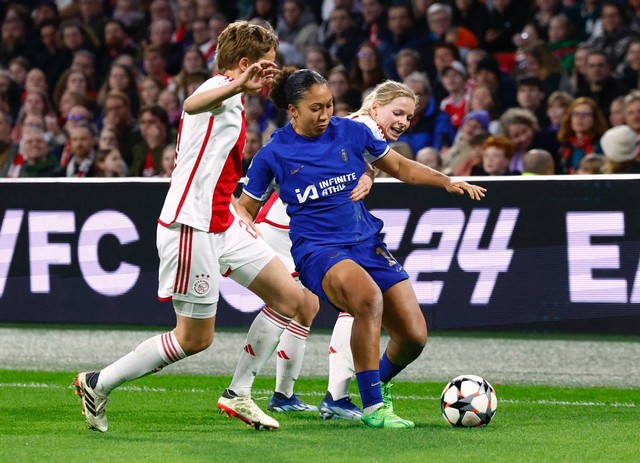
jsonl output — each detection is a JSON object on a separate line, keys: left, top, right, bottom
{"left": 1, "top": 177, "right": 639, "bottom": 333}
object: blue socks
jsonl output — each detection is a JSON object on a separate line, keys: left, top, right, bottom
{"left": 379, "top": 351, "right": 406, "bottom": 383}
{"left": 355, "top": 370, "right": 383, "bottom": 409}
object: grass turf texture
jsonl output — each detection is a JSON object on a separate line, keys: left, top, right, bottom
{"left": 1, "top": 371, "right": 638, "bottom": 462}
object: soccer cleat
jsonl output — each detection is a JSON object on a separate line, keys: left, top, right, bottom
{"left": 381, "top": 381, "right": 394, "bottom": 412}
{"left": 319, "top": 392, "right": 363, "bottom": 420}
{"left": 361, "top": 402, "right": 415, "bottom": 429}
{"left": 267, "top": 392, "right": 319, "bottom": 412}
{"left": 74, "top": 371, "right": 109, "bottom": 432}
{"left": 217, "top": 389, "right": 280, "bottom": 430}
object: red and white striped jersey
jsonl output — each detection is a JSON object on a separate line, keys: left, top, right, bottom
{"left": 159, "top": 73, "right": 246, "bottom": 233}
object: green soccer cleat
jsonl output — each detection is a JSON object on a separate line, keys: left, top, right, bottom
{"left": 381, "top": 381, "right": 394, "bottom": 412}
{"left": 361, "top": 403, "right": 415, "bottom": 429}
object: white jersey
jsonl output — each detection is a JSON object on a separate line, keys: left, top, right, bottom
{"left": 255, "top": 113, "right": 386, "bottom": 230}
{"left": 159, "top": 73, "right": 246, "bottom": 233}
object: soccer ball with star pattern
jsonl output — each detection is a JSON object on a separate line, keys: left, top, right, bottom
{"left": 440, "top": 374, "right": 498, "bottom": 427}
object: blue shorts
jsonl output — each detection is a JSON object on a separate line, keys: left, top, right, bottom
{"left": 297, "top": 234, "right": 409, "bottom": 305}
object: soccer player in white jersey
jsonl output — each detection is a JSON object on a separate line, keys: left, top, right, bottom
{"left": 74, "top": 21, "right": 305, "bottom": 432}
{"left": 223, "top": 81, "right": 421, "bottom": 421}
{"left": 239, "top": 68, "right": 486, "bottom": 428}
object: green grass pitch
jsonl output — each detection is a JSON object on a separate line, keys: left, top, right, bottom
{"left": 0, "top": 370, "right": 638, "bottom": 462}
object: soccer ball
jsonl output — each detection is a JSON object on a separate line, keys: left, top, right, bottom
{"left": 440, "top": 374, "right": 497, "bottom": 427}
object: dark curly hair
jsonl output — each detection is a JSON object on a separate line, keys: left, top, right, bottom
{"left": 268, "top": 67, "right": 327, "bottom": 111}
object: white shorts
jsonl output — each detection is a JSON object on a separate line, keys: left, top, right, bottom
{"left": 157, "top": 214, "right": 275, "bottom": 305}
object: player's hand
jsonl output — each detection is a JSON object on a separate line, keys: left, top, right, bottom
{"left": 239, "top": 60, "right": 279, "bottom": 92}
{"left": 350, "top": 172, "right": 374, "bottom": 201}
{"left": 446, "top": 181, "right": 486, "bottom": 201}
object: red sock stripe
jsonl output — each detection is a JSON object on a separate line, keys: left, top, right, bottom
{"left": 338, "top": 312, "right": 354, "bottom": 319}
{"left": 161, "top": 332, "right": 181, "bottom": 363}
{"left": 286, "top": 321, "right": 309, "bottom": 339}
{"left": 261, "top": 306, "right": 291, "bottom": 328}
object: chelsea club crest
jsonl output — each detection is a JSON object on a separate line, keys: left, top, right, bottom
{"left": 340, "top": 148, "right": 348, "bottom": 162}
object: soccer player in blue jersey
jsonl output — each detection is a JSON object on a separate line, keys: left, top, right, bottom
{"left": 238, "top": 68, "right": 486, "bottom": 429}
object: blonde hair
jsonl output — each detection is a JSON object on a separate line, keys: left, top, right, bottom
{"left": 352, "top": 80, "right": 418, "bottom": 117}
{"left": 215, "top": 20, "right": 278, "bottom": 72}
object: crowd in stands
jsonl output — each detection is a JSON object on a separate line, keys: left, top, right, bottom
{"left": 1, "top": 0, "right": 640, "bottom": 178}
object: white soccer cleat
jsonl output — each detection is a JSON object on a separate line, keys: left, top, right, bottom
{"left": 74, "top": 371, "right": 109, "bottom": 432}
{"left": 217, "top": 389, "right": 280, "bottom": 430}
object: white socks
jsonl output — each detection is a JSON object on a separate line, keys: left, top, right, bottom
{"left": 228, "top": 306, "right": 292, "bottom": 397}
{"left": 275, "top": 320, "right": 309, "bottom": 397}
{"left": 96, "top": 331, "right": 186, "bottom": 395}
{"left": 326, "top": 313, "right": 355, "bottom": 400}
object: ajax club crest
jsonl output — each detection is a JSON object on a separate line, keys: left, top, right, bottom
{"left": 193, "top": 274, "right": 211, "bottom": 296}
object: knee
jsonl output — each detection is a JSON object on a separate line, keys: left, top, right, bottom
{"left": 352, "top": 291, "right": 384, "bottom": 321}
{"left": 177, "top": 333, "right": 214, "bottom": 355}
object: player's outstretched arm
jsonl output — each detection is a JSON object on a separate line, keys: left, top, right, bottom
{"left": 374, "top": 149, "right": 486, "bottom": 200}
{"left": 184, "top": 60, "right": 278, "bottom": 115}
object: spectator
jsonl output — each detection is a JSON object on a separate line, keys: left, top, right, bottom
{"left": 576, "top": 152, "right": 604, "bottom": 174}
{"left": 98, "top": 125, "right": 119, "bottom": 151}
{"left": 499, "top": 107, "right": 542, "bottom": 173}
{"left": 431, "top": 42, "right": 462, "bottom": 103}
{"left": 599, "top": 125, "right": 640, "bottom": 174}
{"left": 426, "top": 3, "right": 478, "bottom": 56}
{"left": 468, "top": 83, "right": 501, "bottom": 133}
{"left": 439, "top": 60, "right": 469, "bottom": 129}
{"left": 155, "top": 143, "right": 176, "bottom": 178}
{"left": 475, "top": 55, "right": 517, "bottom": 110}
{"left": 348, "top": 41, "right": 387, "bottom": 95}
{"left": 78, "top": 0, "right": 106, "bottom": 44}
{"left": 157, "top": 89, "right": 182, "bottom": 128}
{"left": 323, "top": 6, "right": 365, "bottom": 70}
{"left": 139, "top": 76, "right": 165, "bottom": 107}
{"left": 609, "top": 96, "right": 626, "bottom": 128}
{"left": 564, "top": 0, "right": 602, "bottom": 41}
{"left": 8, "top": 57, "right": 30, "bottom": 91}
{"left": 242, "top": 127, "right": 262, "bottom": 175}
{"left": 623, "top": 91, "right": 640, "bottom": 136}
{"left": 441, "top": 109, "right": 489, "bottom": 174}
{"left": 97, "top": 63, "right": 140, "bottom": 116}
{"left": 94, "top": 147, "right": 126, "bottom": 177}
{"left": 377, "top": 4, "right": 419, "bottom": 79}
{"left": 305, "top": 46, "right": 336, "bottom": 78}
{"left": 359, "top": 0, "right": 388, "bottom": 47}
{"left": 11, "top": 127, "right": 59, "bottom": 177}
{"left": 147, "top": 19, "right": 183, "bottom": 76}
{"left": 167, "top": 45, "right": 207, "bottom": 104}
{"left": 557, "top": 96, "right": 608, "bottom": 174}
{"left": 71, "top": 50, "right": 99, "bottom": 92}
{"left": 24, "top": 68, "right": 49, "bottom": 95}
{"left": 204, "top": 14, "right": 229, "bottom": 70}
{"left": 128, "top": 105, "right": 170, "bottom": 177}
{"left": 58, "top": 19, "right": 98, "bottom": 55}
{"left": 570, "top": 43, "right": 592, "bottom": 94}
{"left": 112, "top": 0, "right": 146, "bottom": 32}
{"left": 173, "top": 0, "right": 198, "bottom": 47}
{"left": 577, "top": 49, "right": 629, "bottom": 120}
{"left": 327, "top": 66, "right": 361, "bottom": 111}
{"left": 0, "top": 7, "right": 34, "bottom": 68}
{"left": 33, "top": 17, "right": 70, "bottom": 94}
{"left": 97, "top": 19, "right": 139, "bottom": 78}
{"left": 516, "top": 75, "right": 550, "bottom": 130}
{"left": 0, "top": 110, "right": 18, "bottom": 176}
{"left": 395, "top": 48, "right": 420, "bottom": 82}
{"left": 530, "top": 0, "right": 563, "bottom": 33}
{"left": 65, "top": 123, "right": 97, "bottom": 177}
{"left": 586, "top": 1, "right": 638, "bottom": 66}
{"left": 547, "top": 13, "right": 580, "bottom": 75}
{"left": 415, "top": 146, "right": 442, "bottom": 171}
{"left": 544, "top": 90, "right": 573, "bottom": 171}
{"left": 142, "top": 44, "right": 172, "bottom": 87}
{"left": 53, "top": 70, "right": 95, "bottom": 114}
{"left": 522, "top": 149, "right": 555, "bottom": 175}
{"left": 100, "top": 90, "right": 139, "bottom": 166}
{"left": 519, "top": 42, "right": 572, "bottom": 97}
{"left": 614, "top": 38, "right": 640, "bottom": 91}
{"left": 57, "top": 90, "right": 90, "bottom": 126}
{"left": 464, "top": 48, "right": 489, "bottom": 84}
{"left": 247, "top": 0, "right": 279, "bottom": 25}
{"left": 400, "top": 71, "right": 455, "bottom": 154}
{"left": 277, "top": 0, "right": 320, "bottom": 58}
{"left": 450, "top": 0, "right": 491, "bottom": 48}
{"left": 456, "top": 130, "right": 490, "bottom": 176}
{"left": 483, "top": 0, "right": 528, "bottom": 56}
{"left": 59, "top": 104, "right": 97, "bottom": 168}
{"left": 481, "top": 134, "right": 519, "bottom": 175}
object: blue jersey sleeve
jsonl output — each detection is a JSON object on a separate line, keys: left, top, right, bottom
{"left": 344, "top": 118, "right": 390, "bottom": 163}
{"left": 243, "top": 146, "right": 275, "bottom": 202}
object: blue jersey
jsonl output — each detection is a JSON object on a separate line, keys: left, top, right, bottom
{"left": 244, "top": 116, "right": 390, "bottom": 264}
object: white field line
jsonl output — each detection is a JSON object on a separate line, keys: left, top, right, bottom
{"left": 2, "top": 383, "right": 636, "bottom": 409}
